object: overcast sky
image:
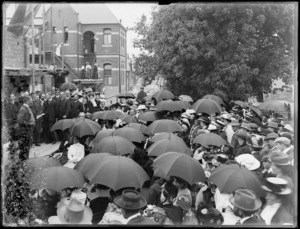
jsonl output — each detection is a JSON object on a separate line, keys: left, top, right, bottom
{"left": 5, "top": 3, "right": 158, "bottom": 57}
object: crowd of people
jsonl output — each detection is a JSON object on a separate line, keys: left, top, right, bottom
{"left": 4, "top": 86, "right": 295, "bottom": 226}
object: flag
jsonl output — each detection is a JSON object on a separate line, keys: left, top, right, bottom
{"left": 7, "top": 3, "right": 41, "bottom": 36}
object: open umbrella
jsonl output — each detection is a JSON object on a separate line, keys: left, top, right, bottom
{"left": 126, "top": 123, "right": 149, "bottom": 135}
{"left": 60, "top": 82, "right": 77, "bottom": 91}
{"left": 92, "top": 110, "right": 123, "bottom": 120}
{"left": 174, "top": 100, "right": 192, "bottom": 110}
{"left": 116, "top": 92, "right": 135, "bottom": 99}
{"left": 74, "top": 153, "right": 113, "bottom": 177}
{"left": 193, "top": 133, "right": 228, "bottom": 147}
{"left": 139, "top": 111, "right": 162, "bottom": 122}
{"left": 92, "top": 129, "right": 114, "bottom": 144}
{"left": 120, "top": 113, "right": 138, "bottom": 124}
{"left": 208, "top": 164, "right": 265, "bottom": 197}
{"left": 113, "top": 127, "right": 145, "bottom": 143}
{"left": 147, "top": 138, "right": 191, "bottom": 157}
{"left": 50, "top": 119, "right": 77, "bottom": 132}
{"left": 202, "top": 94, "right": 224, "bottom": 106}
{"left": 234, "top": 100, "right": 249, "bottom": 108}
{"left": 192, "top": 99, "right": 222, "bottom": 115}
{"left": 179, "top": 95, "right": 193, "bottom": 103}
{"left": 31, "top": 166, "right": 86, "bottom": 192}
{"left": 152, "top": 90, "right": 175, "bottom": 102}
{"left": 259, "top": 100, "right": 291, "bottom": 113}
{"left": 79, "top": 155, "right": 149, "bottom": 191}
{"left": 69, "top": 118, "right": 101, "bottom": 138}
{"left": 92, "top": 136, "right": 135, "bottom": 156}
{"left": 156, "top": 100, "right": 182, "bottom": 112}
{"left": 150, "top": 132, "right": 186, "bottom": 145}
{"left": 153, "top": 152, "right": 206, "bottom": 185}
{"left": 146, "top": 119, "right": 183, "bottom": 135}
{"left": 249, "top": 105, "right": 262, "bottom": 117}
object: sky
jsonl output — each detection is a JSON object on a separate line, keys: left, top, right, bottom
{"left": 5, "top": 3, "right": 158, "bottom": 58}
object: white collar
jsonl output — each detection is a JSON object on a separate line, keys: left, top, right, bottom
{"left": 125, "top": 212, "right": 141, "bottom": 223}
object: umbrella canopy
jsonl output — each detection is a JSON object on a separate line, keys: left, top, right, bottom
{"left": 153, "top": 167, "right": 170, "bottom": 180}
{"left": 92, "top": 136, "right": 135, "bottom": 156}
{"left": 60, "top": 82, "right": 77, "bottom": 91}
{"left": 32, "top": 166, "right": 86, "bottom": 192}
{"left": 249, "top": 105, "right": 262, "bottom": 117}
{"left": 69, "top": 118, "right": 101, "bottom": 138}
{"left": 116, "top": 92, "right": 135, "bottom": 99}
{"left": 23, "top": 157, "right": 62, "bottom": 184}
{"left": 202, "top": 94, "right": 224, "bottom": 106}
{"left": 259, "top": 100, "right": 291, "bottom": 113}
{"left": 74, "top": 153, "right": 113, "bottom": 177}
{"left": 139, "top": 111, "right": 163, "bottom": 122}
{"left": 150, "top": 132, "right": 186, "bottom": 145}
{"left": 126, "top": 123, "right": 149, "bottom": 135}
{"left": 192, "top": 99, "right": 222, "bottom": 115}
{"left": 233, "top": 100, "right": 249, "bottom": 108}
{"left": 113, "top": 127, "right": 145, "bottom": 143}
{"left": 92, "top": 110, "right": 123, "bottom": 120}
{"left": 156, "top": 100, "right": 182, "bottom": 112}
{"left": 179, "top": 95, "right": 193, "bottom": 103}
{"left": 78, "top": 155, "right": 149, "bottom": 191}
{"left": 50, "top": 119, "right": 77, "bottom": 132}
{"left": 153, "top": 152, "right": 206, "bottom": 185}
{"left": 146, "top": 119, "right": 183, "bottom": 135}
{"left": 174, "top": 100, "right": 192, "bottom": 110}
{"left": 193, "top": 133, "right": 228, "bottom": 147}
{"left": 147, "top": 138, "right": 191, "bottom": 157}
{"left": 119, "top": 113, "right": 138, "bottom": 124}
{"left": 92, "top": 129, "right": 114, "bottom": 144}
{"left": 152, "top": 90, "right": 175, "bottom": 102}
{"left": 208, "top": 164, "right": 265, "bottom": 197}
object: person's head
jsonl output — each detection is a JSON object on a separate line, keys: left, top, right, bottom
{"left": 269, "top": 152, "right": 291, "bottom": 176}
{"left": 113, "top": 189, "right": 147, "bottom": 219}
{"left": 88, "top": 93, "right": 95, "bottom": 100}
{"left": 267, "top": 122, "right": 279, "bottom": 133}
{"left": 261, "top": 155, "right": 272, "bottom": 170}
{"left": 274, "top": 137, "right": 291, "bottom": 151}
{"left": 65, "top": 90, "right": 70, "bottom": 97}
{"left": 160, "top": 181, "right": 178, "bottom": 204}
{"left": 23, "top": 96, "right": 32, "bottom": 105}
{"left": 55, "top": 90, "right": 60, "bottom": 97}
{"left": 236, "top": 130, "right": 248, "bottom": 146}
{"left": 60, "top": 91, "right": 66, "bottom": 99}
{"left": 140, "top": 86, "right": 144, "bottom": 91}
{"left": 46, "top": 92, "right": 52, "bottom": 100}
{"left": 31, "top": 92, "right": 37, "bottom": 100}
{"left": 196, "top": 205, "right": 224, "bottom": 226}
{"left": 73, "top": 93, "right": 79, "bottom": 100}
{"left": 172, "top": 176, "right": 189, "bottom": 190}
{"left": 198, "top": 117, "right": 209, "bottom": 128}
{"left": 10, "top": 93, "right": 15, "bottom": 101}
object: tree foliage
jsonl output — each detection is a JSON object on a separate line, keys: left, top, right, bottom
{"left": 134, "top": 3, "right": 295, "bottom": 102}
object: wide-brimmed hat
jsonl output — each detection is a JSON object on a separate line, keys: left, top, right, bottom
{"left": 70, "top": 189, "right": 87, "bottom": 205}
{"left": 229, "top": 189, "right": 262, "bottom": 212}
{"left": 48, "top": 198, "right": 92, "bottom": 224}
{"left": 235, "top": 154, "right": 261, "bottom": 171}
{"left": 208, "top": 124, "right": 218, "bottom": 131}
{"left": 264, "top": 133, "right": 279, "bottom": 141}
{"left": 114, "top": 189, "right": 147, "bottom": 210}
{"left": 261, "top": 177, "right": 292, "bottom": 195}
{"left": 240, "top": 123, "right": 251, "bottom": 132}
{"left": 279, "top": 132, "right": 293, "bottom": 141}
{"left": 268, "top": 122, "right": 279, "bottom": 129}
{"left": 136, "top": 104, "right": 147, "bottom": 110}
{"left": 186, "top": 109, "right": 196, "bottom": 115}
{"left": 270, "top": 153, "right": 291, "bottom": 166}
{"left": 260, "top": 129, "right": 272, "bottom": 136}
{"left": 236, "top": 130, "right": 248, "bottom": 139}
{"left": 283, "top": 124, "right": 294, "bottom": 133}
{"left": 246, "top": 136, "right": 263, "bottom": 149}
{"left": 275, "top": 137, "right": 291, "bottom": 146}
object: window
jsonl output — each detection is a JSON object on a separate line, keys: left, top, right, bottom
{"left": 64, "top": 27, "right": 68, "bottom": 43}
{"left": 103, "top": 29, "right": 111, "bottom": 45}
{"left": 120, "top": 30, "right": 125, "bottom": 48}
{"left": 53, "top": 26, "right": 57, "bottom": 33}
{"left": 104, "top": 64, "right": 112, "bottom": 85}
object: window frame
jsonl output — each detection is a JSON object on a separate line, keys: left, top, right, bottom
{"left": 103, "top": 64, "right": 112, "bottom": 85}
{"left": 103, "top": 29, "right": 112, "bottom": 45}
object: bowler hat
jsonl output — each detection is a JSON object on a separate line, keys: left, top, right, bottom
{"left": 261, "top": 177, "right": 292, "bottom": 195}
{"left": 229, "top": 189, "right": 262, "bottom": 212}
{"left": 268, "top": 122, "right": 279, "bottom": 129}
{"left": 264, "top": 133, "right": 279, "bottom": 141}
{"left": 275, "top": 137, "right": 291, "bottom": 146}
{"left": 114, "top": 189, "right": 147, "bottom": 210}
{"left": 270, "top": 153, "right": 291, "bottom": 166}
{"left": 236, "top": 130, "right": 248, "bottom": 139}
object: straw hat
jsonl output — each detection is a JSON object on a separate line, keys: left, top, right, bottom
{"left": 48, "top": 198, "right": 92, "bottom": 224}
{"left": 274, "top": 137, "right": 291, "bottom": 146}
{"left": 136, "top": 104, "right": 147, "bottom": 110}
{"left": 186, "top": 109, "right": 196, "bottom": 115}
{"left": 70, "top": 189, "right": 87, "bottom": 205}
{"left": 283, "top": 124, "right": 294, "bottom": 133}
{"left": 261, "top": 177, "right": 292, "bottom": 195}
{"left": 114, "top": 189, "right": 147, "bottom": 210}
{"left": 229, "top": 189, "right": 262, "bottom": 212}
{"left": 264, "top": 133, "right": 279, "bottom": 141}
{"left": 208, "top": 124, "right": 218, "bottom": 131}
{"left": 267, "top": 122, "right": 279, "bottom": 129}
{"left": 269, "top": 153, "right": 291, "bottom": 166}
{"left": 235, "top": 154, "right": 261, "bottom": 171}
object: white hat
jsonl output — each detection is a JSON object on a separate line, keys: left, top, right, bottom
{"left": 283, "top": 124, "right": 294, "bottom": 133}
{"left": 181, "top": 112, "right": 192, "bottom": 119}
{"left": 261, "top": 177, "right": 292, "bottom": 195}
{"left": 136, "top": 105, "right": 147, "bottom": 110}
{"left": 208, "top": 124, "right": 218, "bottom": 131}
{"left": 235, "top": 154, "right": 261, "bottom": 171}
{"left": 275, "top": 137, "right": 291, "bottom": 146}
{"left": 70, "top": 189, "right": 87, "bottom": 205}
{"left": 221, "top": 113, "right": 232, "bottom": 120}
{"left": 186, "top": 109, "right": 196, "bottom": 114}
{"left": 100, "top": 94, "right": 106, "bottom": 99}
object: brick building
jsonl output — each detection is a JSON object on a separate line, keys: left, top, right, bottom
{"left": 43, "top": 3, "right": 129, "bottom": 95}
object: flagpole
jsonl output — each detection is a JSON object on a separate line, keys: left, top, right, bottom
{"left": 31, "top": 5, "right": 35, "bottom": 93}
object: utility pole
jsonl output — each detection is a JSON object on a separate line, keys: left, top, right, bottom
{"left": 31, "top": 5, "right": 35, "bottom": 93}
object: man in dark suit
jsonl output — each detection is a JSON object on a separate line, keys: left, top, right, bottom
{"left": 43, "top": 92, "right": 57, "bottom": 144}
{"left": 17, "top": 96, "right": 35, "bottom": 160}
{"left": 5, "top": 93, "right": 20, "bottom": 140}
{"left": 86, "top": 93, "right": 100, "bottom": 114}
{"left": 57, "top": 91, "right": 71, "bottom": 120}
{"left": 114, "top": 189, "right": 158, "bottom": 225}
{"left": 31, "top": 92, "right": 44, "bottom": 146}
{"left": 70, "top": 92, "right": 84, "bottom": 118}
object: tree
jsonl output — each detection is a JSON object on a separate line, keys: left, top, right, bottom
{"left": 135, "top": 3, "right": 295, "bottom": 102}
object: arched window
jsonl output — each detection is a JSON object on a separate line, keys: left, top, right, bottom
{"left": 104, "top": 64, "right": 112, "bottom": 85}
{"left": 103, "top": 29, "right": 112, "bottom": 45}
